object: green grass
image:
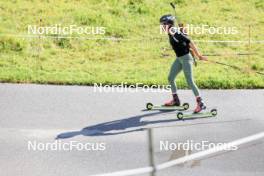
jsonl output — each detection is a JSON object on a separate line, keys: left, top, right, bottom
{"left": 0, "top": 0, "right": 264, "bottom": 88}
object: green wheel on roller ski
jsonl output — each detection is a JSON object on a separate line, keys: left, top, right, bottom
{"left": 183, "top": 103, "right": 189, "bottom": 110}
{"left": 211, "top": 109, "right": 217, "bottom": 116}
{"left": 177, "top": 112, "right": 184, "bottom": 120}
{"left": 146, "top": 103, "right": 153, "bottom": 110}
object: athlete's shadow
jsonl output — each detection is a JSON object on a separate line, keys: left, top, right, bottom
{"left": 56, "top": 111, "right": 212, "bottom": 139}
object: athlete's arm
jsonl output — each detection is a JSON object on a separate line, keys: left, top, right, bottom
{"left": 189, "top": 42, "right": 208, "bottom": 61}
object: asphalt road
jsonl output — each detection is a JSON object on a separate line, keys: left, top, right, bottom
{"left": 0, "top": 83, "right": 263, "bottom": 176}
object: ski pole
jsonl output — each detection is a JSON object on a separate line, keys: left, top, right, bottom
{"left": 207, "top": 60, "right": 264, "bottom": 76}
{"left": 170, "top": 2, "right": 181, "bottom": 27}
{"left": 170, "top": 3, "right": 177, "bottom": 20}
{"left": 204, "top": 53, "right": 256, "bottom": 57}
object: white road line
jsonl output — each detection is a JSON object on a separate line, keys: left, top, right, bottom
{"left": 90, "top": 132, "right": 264, "bottom": 176}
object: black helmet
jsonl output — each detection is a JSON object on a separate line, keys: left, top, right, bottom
{"left": 160, "top": 14, "right": 175, "bottom": 25}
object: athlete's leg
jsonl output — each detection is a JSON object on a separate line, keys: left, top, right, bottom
{"left": 182, "top": 54, "right": 206, "bottom": 112}
{"left": 181, "top": 54, "right": 200, "bottom": 96}
{"left": 165, "top": 58, "right": 182, "bottom": 106}
{"left": 168, "top": 58, "right": 182, "bottom": 94}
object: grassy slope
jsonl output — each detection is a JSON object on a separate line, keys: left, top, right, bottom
{"left": 0, "top": 0, "right": 264, "bottom": 88}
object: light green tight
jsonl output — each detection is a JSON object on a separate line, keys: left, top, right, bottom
{"left": 168, "top": 53, "right": 200, "bottom": 96}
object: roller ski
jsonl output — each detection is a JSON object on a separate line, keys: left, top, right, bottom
{"left": 146, "top": 102, "right": 189, "bottom": 111}
{"left": 176, "top": 97, "right": 217, "bottom": 120}
{"left": 146, "top": 93, "right": 189, "bottom": 111}
{"left": 176, "top": 108, "right": 217, "bottom": 120}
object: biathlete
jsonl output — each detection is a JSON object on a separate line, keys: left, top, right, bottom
{"left": 160, "top": 14, "right": 208, "bottom": 113}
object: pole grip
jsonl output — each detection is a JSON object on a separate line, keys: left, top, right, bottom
{"left": 170, "top": 2, "right": 175, "bottom": 9}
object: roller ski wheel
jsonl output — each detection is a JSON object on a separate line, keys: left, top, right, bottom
{"left": 177, "top": 112, "right": 184, "bottom": 120}
{"left": 210, "top": 109, "right": 217, "bottom": 116}
{"left": 146, "top": 102, "right": 154, "bottom": 110}
{"left": 182, "top": 103, "right": 189, "bottom": 110}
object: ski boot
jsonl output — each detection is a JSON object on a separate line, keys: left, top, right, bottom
{"left": 165, "top": 93, "right": 181, "bottom": 106}
{"left": 194, "top": 97, "right": 206, "bottom": 113}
